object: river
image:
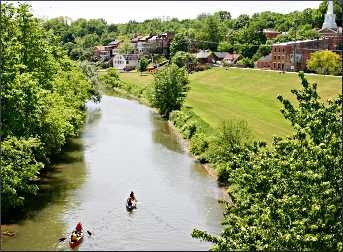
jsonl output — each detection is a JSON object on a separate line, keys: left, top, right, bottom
{"left": 2, "top": 95, "right": 224, "bottom": 251}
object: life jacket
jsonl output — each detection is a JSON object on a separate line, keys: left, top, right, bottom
{"left": 71, "top": 233, "right": 77, "bottom": 242}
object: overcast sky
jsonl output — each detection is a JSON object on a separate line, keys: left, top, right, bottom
{"left": 20, "top": 1, "right": 322, "bottom": 24}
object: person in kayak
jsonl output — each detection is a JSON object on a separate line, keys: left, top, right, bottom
{"left": 129, "top": 191, "right": 136, "bottom": 202}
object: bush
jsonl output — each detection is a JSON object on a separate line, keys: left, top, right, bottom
{"left": 190, "top": 132, "right": 209, "bottom": 156}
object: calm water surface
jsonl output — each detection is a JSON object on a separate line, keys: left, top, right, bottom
{"left": 2, "top": 95, "right": 224, "bottom": 250}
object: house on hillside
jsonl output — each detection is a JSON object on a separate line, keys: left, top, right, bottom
{"left": 255, "top": 54, "right": 272, "bottom": 69}
{"left": 113, "top": 53, "right": 139, "bottom": 71}
{"left": 263, "top": 29, "right": 281, "bottom": 40}
{"left": 213, "top": 52, "right": 229, "bottom": 63}
{"left": 223, "top": 53, "right": 241, "bottom": 65}
{"left": 194, "top": 50, "right": 214, "bottom": 64}
{"left": 95, "top": 46, "right": 111, "bottom": 60}
{"left": 131, "top": 32, "right": 175, "bottom": 56}
{"left": 108, "top": 40, "right": 122, "bottom": 56}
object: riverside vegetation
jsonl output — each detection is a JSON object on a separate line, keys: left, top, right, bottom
{"left": 102, "top": 66, "right": 342, "bottom": 251}
{"left": 2, "top": 2, "right": 342, "bottom": 251}
{"left": 1, "top": 3, "right": 100, "bottom": 216}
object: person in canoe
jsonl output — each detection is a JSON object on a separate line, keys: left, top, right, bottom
{"left": 75, "top": 222, "right": 83, "bottom": 234}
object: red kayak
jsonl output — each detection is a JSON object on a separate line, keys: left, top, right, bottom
{"left": 69, "top": 230, "right": 84, "bottom": 249}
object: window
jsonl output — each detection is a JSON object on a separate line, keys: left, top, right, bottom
{"left": 278, "top": 48, "right": 280, "bottom": 52}
{"left": 273, "top": 63, "right": 276, "bottom": 69}
{"left": 274, "top": 47, "right": 276, "bottom": 52}
{"left": 278, "top": 56, "right": 280, "bottom": 60}
{"left": 283, "top": 48, "right": 285, "bottom": 52}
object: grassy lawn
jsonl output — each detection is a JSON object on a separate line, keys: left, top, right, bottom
{"left": 119, "top": 68, "right": 341, "bottom": 143}
{"left": 119, "top": 72, "right": 154, "bottom": 87}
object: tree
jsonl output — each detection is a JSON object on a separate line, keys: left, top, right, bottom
{"left": 169, "top": 33, "right": 190, "bottom": 56}
{"left": 233, "top": 14, "right": 250, "bottom": 30}
{"left": 1, "top": 2, "right": 97, "bottom": 213}
{"left": 150, "top": 65, "right": 190, "bottom": 118}
{"left": 203, "top": 16, "right": 220, "bottom": 51}
{"left": 137, "top": 57, "right": 149, "bottom": 75}
{"left": 307, "top": 50, "right": 342, "bottom": 75}
{"left": 171, "top": 51, "right": 196, "bottom": 72}
{"left": 192, "top": 72, "right": 342, "bottom": 251}
{"left": 214, "top": 11, "right": 231, "bottom": 21}
{"left": 217, "top": 41, "right": 234, "bottom": 53}
{"left": 118, "top": 39, "right": 134, "bottom": 54}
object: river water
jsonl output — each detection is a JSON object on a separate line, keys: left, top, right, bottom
{"left": 2, "top": 95, "right": 224, "bottom": 251}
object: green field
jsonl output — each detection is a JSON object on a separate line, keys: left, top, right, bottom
{"left": 119, "top": 68, "right": 341, "bottom": 143}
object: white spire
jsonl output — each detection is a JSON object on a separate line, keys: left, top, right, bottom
{"left": 322, "top": 0, "right": 337, "bottom": 30}
{"left": 327, "top": 0, "right": 334, "bottom": 15}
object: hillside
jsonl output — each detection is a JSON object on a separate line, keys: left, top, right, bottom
{"left": 119, "top": 68, "right": 341, "bottom": 142}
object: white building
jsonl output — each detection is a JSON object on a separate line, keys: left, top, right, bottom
{"left": 113, "top": 54, "right": 139, "bottom": 71}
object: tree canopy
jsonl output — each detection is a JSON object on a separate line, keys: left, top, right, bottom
{"left": 1, "top": 3, "right": 99, "bottom": 213}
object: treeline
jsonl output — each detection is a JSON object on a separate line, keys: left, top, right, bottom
{"left": 1, "top": 3, "right": 99, "bottom": 213}
{"left": 42, "top": 0, "right": 341, "bottom": 63}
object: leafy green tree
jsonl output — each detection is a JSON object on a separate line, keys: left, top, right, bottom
{"left": 233, "top": 14, "right": 250, "bottom": 30}
{"left": 118, "top": 39, "right": 134, "bottom": 54}
{"left": 307, "top": 50, "right": 342, "bottom": 75}
{"left": 203, "top": 16, "right": 220, "bottom": 51}
{"left": 150, "top": 65, "right": 190, "bottom": 118}
{"left": 192, "top": 72, "right": 342, "bottom": 251}
{"left": 217, "top": 41, "right": 234, "bottom": 53}
{"left": 1, "top": 2, "right": 97, "bottom": 212}
{"left": 138, "top": 57, "right": 149, "bottom": 75}
{"left": 169, "top": 33, "right": 190, "bottom": 56}
{"left": 214, "top": 11, "right": 231, "bottom": 21}
{"left": 171, "top": 51, "right": 196, "bottom": 72}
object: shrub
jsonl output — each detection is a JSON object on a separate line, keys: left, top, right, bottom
{"left": 190, "top": 132, "right": 209, "bottom": 156}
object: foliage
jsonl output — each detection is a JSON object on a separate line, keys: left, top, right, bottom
{"left": 192, "top": 72, "right": 342, "bottom": 251}
{"left": 171, "top": 51, "right": 196, "bottom": 72}
{"left": 150, "top": 65, "right": 190, "bottom": 118}
{"left": 80, "top": 61, "right": 102, "bottom": 102}
{"left": 138, "top": 57, "right": 149, "bottom": 74}
{"left": 118, "top": 39, "right": 134, "bottom": 54}
{"left": 236, "top": 57, "right": 255, "bottom": 67}
{"left": 169, "top": 32, "right": 190, "bottom": 56}
{"left": 1, "top": 137, "right": 44, "bottom": 208}
{"left": 99, "top": 68, "right": 122, "bottom": 88}
{"left": 1, "top": 3, "right": 97, "bottom": 212}
{"left": 307, "top": 50, "right": 342, "bottom": 75}
{"left": 217, "top": 41, "right": 234, "bottom": 53}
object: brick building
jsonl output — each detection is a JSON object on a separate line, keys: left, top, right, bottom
{"left": 255, "top": 0, "right": 342, "bottom": 72}
{"left": 270, "top": 39, "right": 332, "bottom": 71}
{"left": 255, "top": 54, "right": 272, "bottom": 69}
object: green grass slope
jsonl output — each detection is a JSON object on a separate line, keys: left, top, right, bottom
{"left": 118, "top": 68, "right": 341, "bottom": 143}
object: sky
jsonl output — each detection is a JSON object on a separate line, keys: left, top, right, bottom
{"left": 21, "top": 1, "right": 322, "bottom": 24}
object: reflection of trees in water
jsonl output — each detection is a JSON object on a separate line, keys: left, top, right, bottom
{"left": 3, "top": 138, "right": 87, "bottom": 224}
{"left": 150, "top": 113, "right": 184, "bottom": 154}
{"left": 86, "top": 106, "right": 102, "bottom": 125}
